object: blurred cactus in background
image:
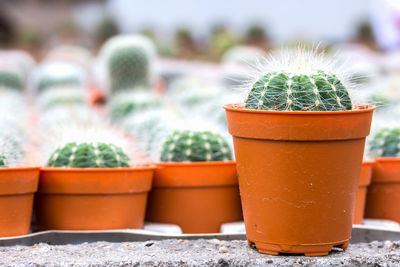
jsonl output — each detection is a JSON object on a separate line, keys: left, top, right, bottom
{"left": 100, "top": 35, "right": 156, "bottom": 93}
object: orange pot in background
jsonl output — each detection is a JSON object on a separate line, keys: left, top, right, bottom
{"left": 146, "top": 161, "right": 242, "bottom": 233}
{"left": 35, "top": 167, "right": 154, "bottom": 230}
{"left": 225, "top": 104, "right": 375, "bottom": 256}
{"left": 0, "top": 167, "right": 39, "bottom": 237}
{"left": 353, "top": 161, "right": 373, "bottom": 224}
{"left": 365, "top": 158, "right": 400, "bottom": 223}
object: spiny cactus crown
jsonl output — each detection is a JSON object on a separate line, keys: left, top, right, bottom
{"left": 0, "top": 154, "right": 8, "bottom": 167}
{"left": 245, "top": 70, "right": 352, "bottom": 111}
{"left": 160, "top": 130, "right": 232, "bottom": 162}
{"left": 369, "top": 128, "right": 400, "bottom": 157}
{"left": 0, "top": 71, "right": 23, "bottom": 91}
{"left": 109, "top": 46, "right": 150, "bottom": 91}
{"left": 47, "top": 142, "right": 130, "bottom": 168}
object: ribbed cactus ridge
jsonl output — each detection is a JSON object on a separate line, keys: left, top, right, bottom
{"left": 245, "top": 70, "right": 352, "bottom": 111}
{"left": 0, "top": 71, "right": 23, "bottom": 91}
{"left": 160, "top": 130, "right": 232, "bottom": 162}
{"left": 47, "top": 142, "right": 130, "bottom": 168}
{"left": 109, "top": 46, "right": 150, "bottom": 91}
{"left": 369, "top": 128, "right": 400, "bottom": 157}
{"left": 0, "top": 154, "right": 7, "bottom": 167}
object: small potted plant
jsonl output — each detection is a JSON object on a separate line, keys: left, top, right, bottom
{"left": 35, "top": 141, "right": 154, "bottom": 230}
{"left": 146, "top": 130, "right": 242, "bottom": 233}
{"left": 365, "top": 128, "right": 400, "bottom": 223}
{"left": 0, "top": 136, "right": 39, "bottom": 237}
{"left": 224, "top": 49, "right": 375, "bottom": 256}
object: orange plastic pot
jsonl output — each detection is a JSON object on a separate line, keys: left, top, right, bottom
{"left": 224, "top": 103, "right": 375, "bottom": 256}
{"left": 353, "top": 160, "right": 373, "bottom": 224}
{"left": 35, "top": 167, "right": 154, "bottom": 230}
{"left": 146, "top": 161, "right": 242, "bottom": 233}
{"left": 365, "top": 158, "right": 400, "bottom": 223}
{"left": 0, "top": 167, "right": 39, "bottom": 237}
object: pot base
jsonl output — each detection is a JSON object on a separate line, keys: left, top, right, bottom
{"left": 248, "top": 239, "right": 350, "bottom": 256}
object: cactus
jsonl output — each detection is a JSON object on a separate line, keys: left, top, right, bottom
{"left": 369, "top": 128, "right": 400, "bottom": 157}
{"left": 110, "top": 91, "right": 163, "bottom": 120}
{"left": 160, "top": 130, "right": 232, "bottom": 162}
{"left": 0, "top": 154, "right": 8, "bottom": 167}
{"left": 0, "top": 71, "right": 23, "bottom": 91}
{"left": 39, "top": 88, "right": 85, "bottom": 110}
{"left": 37, "top": 77, "right": 81, "bottom": 93}
{"left": 101, "top": 35, "right": 155, "bottom": 92}
{"left": 245, "top": 70, "right": 353, "bottom": 111}
{"left": 47, "top": 142, "right": 130, "bottom": 168}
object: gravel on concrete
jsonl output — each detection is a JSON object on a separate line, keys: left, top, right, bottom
{"left": 0, "top": 239, "right": 399, "bottom": 267}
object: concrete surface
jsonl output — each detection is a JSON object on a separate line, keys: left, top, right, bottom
{"left": 0, "top": 239, "right": 399, "bottom": 266}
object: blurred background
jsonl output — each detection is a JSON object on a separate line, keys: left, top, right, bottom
{"left": 1, "top": 0, "right": 400, "bottom": 165}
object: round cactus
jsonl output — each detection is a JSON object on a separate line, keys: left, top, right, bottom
{"left": 160, "top": 130, "right": 232, "bottom": 162}
{"left": 245, "top": 70, "right": 352, "bottom": 111}
{"left": 0, "top": 71, "right": 23, "bottom": 91}
{"left": 369, "top": 128, "right": 400, "bottom": 157}
{"left": 47, "top": 142, "right": 130, "bottom": 168}
{"left": 37, "top": 77, "right": 81, "bottom": 93}
{"left": 0, "top": 154, "right": 8, "bottom": 167}
{"left": 109, "top": 47, "right": 150, "bottom": 91}
{"left": 110, "top": 91, "right": 163, "bottom": 120}
{"left": 39, "top": 88, "right": 85, "bottom": 110}
{"left": 101, "top": 35, "right": 156, "bottom": 93}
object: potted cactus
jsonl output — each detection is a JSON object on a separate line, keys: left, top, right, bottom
{"left": 100, "top": 35, "right": 156, "bottom": 94}
{"left": 224, "top": 49, "right": 375, "bottom": 256}
{"left": 35, "top": 141, "right": 154, "bottom": 230}
{"left": 0, "top": 152, "right": 39, "bottom": 237}
{"left": 365, "top": 128, "right": 400, "bottom": 223}
{"left": 146, "top": 130, "right": 242, "bottom": 233}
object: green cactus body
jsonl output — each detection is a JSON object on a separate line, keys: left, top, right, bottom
{"left": 245, "top": 70, "right": 352, "bottom": 111}
{"left": 0, "top": 154, "right": 8, "bottom": 167}
{"left": 369, "top": 128, "right": 400, "bottom": 157}
{"left": 37, "top": 77, "right": 81, "bottom": 93}
{"left": 47, "top": 142, "right": 130, "bottom": 168}
{"left": 109, "top": 46, "right": 150, "bottom": 91}
{"left": 0, "top": 71, "right": 23, "bottom": 91}
{"left": 110, "top": 92, "right": 162, "bottom": 120}
{"left": 160, "top": 130, "right": 232, "bottom": 162}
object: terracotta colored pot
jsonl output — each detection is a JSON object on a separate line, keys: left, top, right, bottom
{"left": 0, "top": 167, "right": 39, "bottom": 237}
{"left": 353, "top": 161, "right": 373, "bottom": 224}
{"left": 224, "top": 103, "right": 375, "bottom": 256}
{"left": 35, "top": 167, "right": 154, "bottom": 230}
{"left": 365, "top": 158, "right": 400, "bottom": 223}
{"left": 146, "top": 161, "right": 242, "bottom": 233}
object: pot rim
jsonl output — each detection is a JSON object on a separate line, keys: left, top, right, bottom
{"left": 156, "top": 161, "right": 235, "bottom": 167}
{"left": 223, "top": 103, "right": 376, "bottom": 115}
{"left": 40, "top": 166, "right": 156, "bottom": 172}
{"left": 374, "top": 157, "right": 400, "bottom": 163}
{"left": 362, "top": 160, "right": 375, "bottom": 165}
{"left": 0, "top": 166, "right": 41, "bottom": 172}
